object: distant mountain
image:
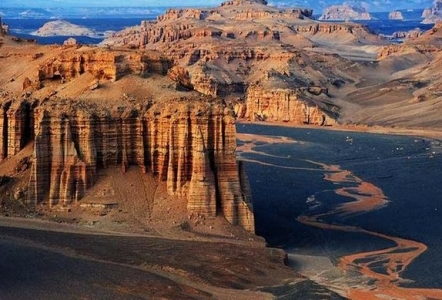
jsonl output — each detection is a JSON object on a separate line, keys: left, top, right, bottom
{"left": 318, "top": 4, "right": 372, "bottom": 20}
{"left": 0, "top": 1, "right": 434, "bottom": 19}
{"left": 0, "top": 7, "right": 166, "bottom": 19}
{"left": 31, "top": 20, "right": 96, "bottom": 37}
{"left": 422, "top": 0, "right": 442, "bottom": 23}
{"left": 267, "top": 0, "right": 433, "bottom": 13}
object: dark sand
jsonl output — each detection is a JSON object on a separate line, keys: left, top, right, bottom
{"left": 237, "top": 122, "right": 442, "bottom": 299}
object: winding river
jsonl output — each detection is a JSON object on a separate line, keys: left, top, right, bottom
{"left": 236, "top": 123, "right": 442, "bottom": 299}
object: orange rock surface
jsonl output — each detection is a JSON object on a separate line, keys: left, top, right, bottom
{"left": 0, "top": 39, "right": 254, "bottom": 232}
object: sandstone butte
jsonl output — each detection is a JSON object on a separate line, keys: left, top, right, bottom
{"left": 422, "top": 0, "right": 442, "bottom": 23}
{"left": 318, "top": 4, "right": 372, "bottom": 20}
{"left": 388, "top": 10, "right": 404, "bottom": 20}
{"left": 32, "top": 19, "right": 97, "bottom": 37}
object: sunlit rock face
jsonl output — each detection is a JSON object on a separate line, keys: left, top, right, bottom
{"left": 0, "top": 45, "right": 254, "bottom": 232}
{"left": 422, "top": 0, "right": 442, "bottom": 24}
{"left": 318, "top": 5, "right": 372, "bottom": 21}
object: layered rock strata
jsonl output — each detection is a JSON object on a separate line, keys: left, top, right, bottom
{"left": 0, "top": 44, "right": 255, "bottom": 232}
{"left": 319, "top": 5, "right": 372, "bottom": 20}
{"left": 388, "top": 10, "right": 404, "bottom": 20}
{"left": 244, "top": 85, "right": 337, "bottom": 125}
{"left": 1, "top": 97, "right": 254, "bottom": 232}
{"left": 422, "top": 0, "right": 442, "bottom": 23}
{"left": 37, "top": 50, "right": 172, "bottom": 82}
{"left": 101, "top": 0, "right": 380, "bottom": 126}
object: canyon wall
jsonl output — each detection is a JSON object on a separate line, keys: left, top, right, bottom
{"left": 37, "top": 50, "right": 172, "bottom": 82}
{"left": 1, "top": 97, "right": 254, "bottom": 232}
{"left": 244, "top": 86, "right": 337, "bottom": 125}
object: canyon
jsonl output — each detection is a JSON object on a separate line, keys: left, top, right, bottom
{"left": 0, "top": 0, "right": 441, "bottom": 253}
{"left": 0, "top": 39, "right": 254, "bottom": 232}
{"left": 102, "top": 0, "right": 442, "bottom": 129}
{"left": 1, "top": 0, "right": 442, "bottom": 298}
{"left": 102, "top": 0, "right": 379, "bottom": 126}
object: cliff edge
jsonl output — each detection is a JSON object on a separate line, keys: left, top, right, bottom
{"left": 102, "top": 0, "right": 382, "bottom": 126}
{"left": 0, "top": 39, "right": 254, "bottom": 232}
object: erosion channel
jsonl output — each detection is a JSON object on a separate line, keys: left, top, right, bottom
{"left": 237, "top": 123, "right": 442, "bottom": 299}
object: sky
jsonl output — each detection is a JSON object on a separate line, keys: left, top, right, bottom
{"left": 0, "top": 0, "right": 435, "bottom": 11}
{"left": 0, "top": 0, "right": 221, "bottom": 7}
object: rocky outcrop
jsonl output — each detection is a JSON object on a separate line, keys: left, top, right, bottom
{"left": 0, "top": 17, "right": 9, "bottom": 36}
{"left": 63, "top": 38, "right": 79, "bottom": 46}
{"left": 293, "top": 23, "right": 368, "bottom": 35}
{"left": 32, "top": 20, "right": 96, "bottom": 37}
{"left": 101, "top": 0, "right": 361, "bottom": 126}
{"left": 319, "top": 5, "right": 372, "bottom": 21}
{"left": 422, "top": 8, "right": 433, "bottom": 19}
{"left": 0, "top": 100, "right": 34, "bottom": 161}
{"left": 157, "top": 9, "right": 207, "bottom": 22}
{"left": 0, "top": 43, "right": 255, "bottom": 232}
{"left": 37, "top": 50, "right": 172, "bottom": 82}
{"left": 380, "top": 29, "right": 423, "bottom": 41}
{"left": 388, "top": 10, "right": 404, "bottom": 20}
{"left": 377, "top": 44, "right": 441, "bottom": 59}
{"left": 1, "top": 96, "right": 254, "bottom": 232}
{"left": 422, "top": 0, "right": 442, "bottom": 23}
{"left": 221, "top": 0, "right": 268, "bottom": 6}
{"left": 244, "top": 85, "right": 337, "bottom": 125}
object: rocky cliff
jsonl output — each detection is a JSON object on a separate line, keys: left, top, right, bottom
{"left": 0, "top": 43, "right": 254, "bottom": 232}
{"left": 24, "top": 99, "right": 253, "bottom": 231}
{"left": 422, "top": 0, "right": 442, "bottom": 23}
{"left": 32, "top": 20, "right": 96, "bottom": 37}
{"left": 244, "top": 85, "right": 337, "bottom": 125}
{"left": 388, "top": 10, "right": 404, "bottom": 20}
{"left": 36, "top": 50, "right": 172, "bottom": 82}
{"left": 318, "top": 5, "right": 372, "bottom": 21}
{"left": 101, "top": 0, "right": 383, "bottom": 126}
{"left": 0, "top": 17, "right": 9, "bottom": 36}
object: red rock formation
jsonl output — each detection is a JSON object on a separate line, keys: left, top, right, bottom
{"left": 244, "top": 85, "right": 337, "bottom": 125}
{"left": 293, "top": 23, "right": 368, "bottom": 35}
{"left": 0, "top": 100, "right": 33, "bottom": 161}
{"left": 0, "top": 97, "right": 254, "bottom": 231}
{"left": 37, "top": 50, "right": 172, "bottom": 82}
{"left": 100, "top": 1, "right": 383, "bottom": 126}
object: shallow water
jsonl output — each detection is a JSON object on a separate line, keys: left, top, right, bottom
{"left": 237, "top": 123, "right": 442, "bottom": 290}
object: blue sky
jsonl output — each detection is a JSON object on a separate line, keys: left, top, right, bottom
{"left": 0, "top": 0, "right": 222, "bottom": 7}
{"left": 0, "top": 0, "right": 434, "bottom": 10}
